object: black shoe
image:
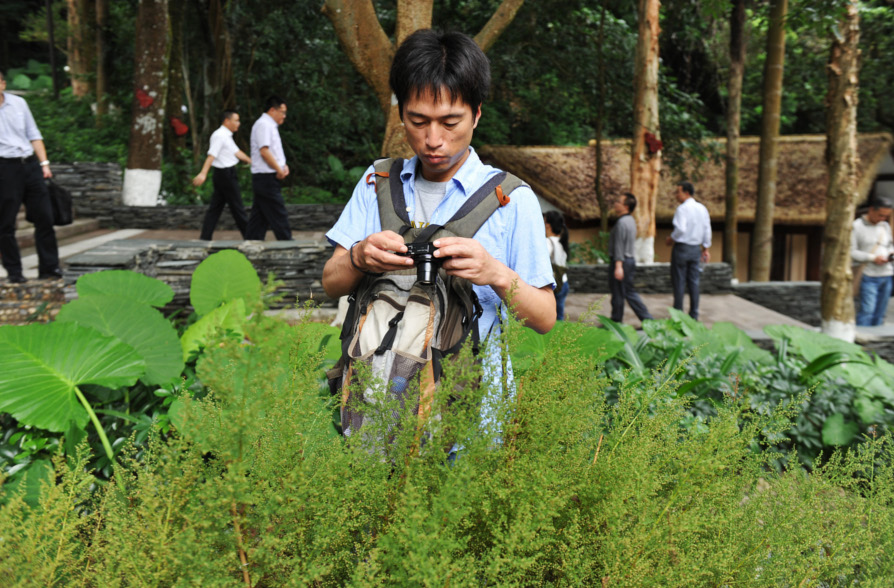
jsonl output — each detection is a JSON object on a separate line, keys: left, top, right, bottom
{"left": 7, "top": 274, "right": 27, "bottom": 284}
{"left": 37, "top": 268, "right": 64, "bottom": 280}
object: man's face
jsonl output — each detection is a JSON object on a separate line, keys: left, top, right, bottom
{"left": 268, "top": 104, "right": 287, "bottom": 125}
{"left": 867, "top": 207, "right": 892, "bottom": 224}
{"left": 612, "top": 197, "right": 629, "bottom": 216}
{"left": 674, "top": 186, "right": 688, "bottom": 204}
{"left": 223, "top": 113, "right": 241, "bottom": 132}
{"left": 402, "top": 88, "right": 481, "bottom": 183}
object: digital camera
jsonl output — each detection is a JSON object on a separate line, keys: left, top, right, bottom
{"left": 397, "top": 242, "right": 441, "bottom": 285}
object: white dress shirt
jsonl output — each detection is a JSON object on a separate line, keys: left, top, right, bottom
{"left": 0, "top": 92, "right": 42, "bottom": 158}
{"left": 670, "top": 197, "right": 712, "bottom": 248}
{"left": 250, "top": 113, "right": 285, "bottom": 174}
{"left": 207, "top": 125, "right": 240, "bottom": 168}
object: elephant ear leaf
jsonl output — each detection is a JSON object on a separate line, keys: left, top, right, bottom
{"left": 57, "top": 295, "right": 184, "bottom": 386}
{"left": 0, "top": 323, "right": 145, "bottom": 432}
{"left": 190, "top": 250, "right": 260, "bottom": 316}
{"left": 75, "top": 270, "right": 174, "bottom": 308}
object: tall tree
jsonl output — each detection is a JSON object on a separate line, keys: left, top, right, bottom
{"left": 630, "top": 0, "right": 661, "bottom": 263}
{"left": 723, "top": 0, "right": 747, "bottom": 280}
{"left": 821, "top": 0, "right": 860, "bottom": 342}
{"left": 122, "top": 0, "right": 170, "bottom": 206}
{"left": 594, "top": 0, "right": 609, "bottom": 233}
{"left": 67, "top": 0, "right": 95, "bottom": 97}
{"left": 749, "top": 0, "right": 788, "bottom": 281}
{"left": 94, "top": 0, "right": 108, "bottom": 116}
{"left": 322, "top": 0, "right": 525, "bottom": 157}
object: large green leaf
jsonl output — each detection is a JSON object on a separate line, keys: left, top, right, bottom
{"left": 1, "top": 459, "right": 53, "bottom": 508}
{"left": 822, "top": 413, "right": 858, "bottom": 446}
{"left": 181, "top": 298, "right": 248, "bottom": 362}
{"left": 57, "top": 295, "right": 184, "bottom": 386}
{"left": 597, "top": 315, "right": 644, "bottom": 374}
{"left": 75, "top": 270, "right": 174, "bottom": 308}
{"left": 190, "top": 250, "right": 261, "bottom": 316}
{"left": 0, "top": 323, "right": 145, "bottom": 432}
{"left": 511, "top": 321, "right": 623, "bottom": 377}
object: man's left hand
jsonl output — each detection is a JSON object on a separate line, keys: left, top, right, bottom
{"left": 42, "top": 165, "right": 52, "bottom": 180}
{"left": 433, "top": 236, "right": 502, "bottom": 287}
{"left": 701, "top": 249, "right": 711, "bottom": 263}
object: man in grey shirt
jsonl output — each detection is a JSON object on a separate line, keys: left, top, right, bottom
{"left": 608, "top": 192, "right": 652, "bottom": 323}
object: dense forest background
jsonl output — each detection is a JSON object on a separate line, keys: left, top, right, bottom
{"left": 0, "top": 0, "right": 892, "bottom": 204}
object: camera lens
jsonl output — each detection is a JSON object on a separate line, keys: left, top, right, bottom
{"left": 417, "top": 254, "right": 436, "bottom": 285}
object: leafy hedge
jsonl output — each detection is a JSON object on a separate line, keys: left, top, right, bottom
{"left": 1, "top": 254, "right": 894, "bottom": 585}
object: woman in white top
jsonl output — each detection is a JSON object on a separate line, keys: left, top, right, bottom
{"left": 544, "top": 211, "right": 570, "bottom": 320}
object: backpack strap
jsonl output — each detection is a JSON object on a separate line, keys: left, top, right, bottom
{"left": 373, "top": 158, "right": 410, "bottom": 233}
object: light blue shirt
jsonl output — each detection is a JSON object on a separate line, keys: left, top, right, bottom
{"left": 327, "top": 147, "right": 555, "bottom": 342}
{"left": 0, "top": 92, "right": 42, "bottom": 158}
{"left": 250, "top": 113, "right": 285, "bottom": 174}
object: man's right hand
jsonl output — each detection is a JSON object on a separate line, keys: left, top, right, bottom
{"left": 873, "top": 254, "right": 888, "bottom": 265}
{"left": 351, "top": 231, "right": 413, "bottom": 274}
{"left": 191, "top": 173, "right": 206, "bottom": 187}
{"left": 276, "top": 165, "right": 290, "bottom": 180}
{"left": 614, "top": 265, "right": 624, "bottom": 281}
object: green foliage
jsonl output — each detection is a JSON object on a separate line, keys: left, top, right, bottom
{"left": 569, "top": 231, "right": 611, "bottom": 264}
{"left": 189, "top": 249, "right": 261, "bottom": 316}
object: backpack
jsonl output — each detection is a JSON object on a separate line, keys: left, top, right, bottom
{"left": 327, "top": 158, "right": 527, "bottom": 440}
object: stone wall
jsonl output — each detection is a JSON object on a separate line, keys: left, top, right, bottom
{"left": 53, "top": 162, "right": 344, "bottom": 231}
{"left": 567, "top": 262, "right": 733, "bottom": 294}
{"left": 732, "top": 281, "right": 822, "bottom": 327}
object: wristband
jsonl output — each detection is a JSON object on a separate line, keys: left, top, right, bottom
{"left": 350, "top": 241, "right": 383, "bottom": 276}
{"left": 40, "top": 160, "right": 50, "bottom": 166}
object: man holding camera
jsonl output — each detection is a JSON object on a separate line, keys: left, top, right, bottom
{"left": 852, "top": 197, "right": 894, "bottom": 326}
{"left": 322, "top": 29, "right": 556, "bottom": 339}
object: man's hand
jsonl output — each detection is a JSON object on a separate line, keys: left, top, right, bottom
{"left": 873, "top": 254, "right": 888, "bottom": 265}
{"left": 192, "top": 172, "right": 206, "bottom": 187}
{"left": 432, "top": 236, "right": 503, "bottom": 288}
{"left": 276, "top": 164, "right": 290, "bottom": 180}
{"left": 42, "top": 165, "right": 52, "bottom": 180}
{"left": 614, "top": 264, "right": 624, "bottom": 281}
{"left": 352, "top": 230, "right": 413, "bottom": 274}
{"left": 665, "top": 236, "right": 674, "bottom": 247}
{"left": 702, "top": 249, "right": 711, "bottom": 263}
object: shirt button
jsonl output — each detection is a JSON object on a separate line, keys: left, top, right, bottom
{"left": 406, "top": 206, "right": 411, "bottom": 212}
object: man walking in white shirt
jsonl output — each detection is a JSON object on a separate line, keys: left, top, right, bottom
{"left": 246, "top": 96, "right": 292, "bottom": 240}
{"left": 192, "top": 110, "right": 251, "bottom": 240}
{"left": 852, "top": 198, "right": 894, "bottom": 326}
{"left": 666, "top": 181, "right": 712, "bottom": 320}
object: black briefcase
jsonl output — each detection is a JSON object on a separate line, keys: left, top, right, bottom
{"left": 47, "top": 179, "right": 73, "bottom": 226}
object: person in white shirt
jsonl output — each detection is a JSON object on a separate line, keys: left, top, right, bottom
{"left": 665, "top": 181, "right": 712, "bottom": 320}
{"left": 192, "top": 110, "right": 251, "bottom": 240}
{"left": 246, "top": 96, "right": 292, "bottom": 240}
{"left": 0, "top": 70, "right": 61, "bottom": 283}
{"left": 544, "top": 210, "right": 570, "bottom": 320}
{"left": 851, "top": 198, "right": 894, "bottom": 326}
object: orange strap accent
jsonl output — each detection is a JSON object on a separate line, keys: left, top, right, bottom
{"left": 366, "top": 171, "right": 389, "bottom": 185}
{"left": 495, "top": 185, "right": 510, "bottom": 206}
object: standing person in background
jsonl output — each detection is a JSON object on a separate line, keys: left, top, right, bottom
{"left": 246, "top": 96, "right": 292, "bottom": 240}
{"left": 608, "top": 193, "right": 653, "bottom": 323}
{"left": 666, "top": 181, "right": 712, "bottom": 320}
{"left": 192, "top": 110, "right": 251, "bottom": 240}
{"left": 544, "top": 211, "right": 570, "bottom": 321}
{"left": 851, "top": 197, "right": 894, "bottom": 326}
{"left": 0, "top": 70, "right": 61, "bottom": 283}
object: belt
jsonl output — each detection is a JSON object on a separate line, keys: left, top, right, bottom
{"left": 0, "top": 154, "right": 37, "bottom": 163}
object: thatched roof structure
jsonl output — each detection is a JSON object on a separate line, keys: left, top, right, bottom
{"left": 478, "top": 133, "right": 893, "bottom": 225}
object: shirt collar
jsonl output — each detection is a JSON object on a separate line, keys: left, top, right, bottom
{"left": 218, "top": 125, "right": 233, "bottom": 137}
{"left": 399, "top": 146, "right": 480, "bottom": 197}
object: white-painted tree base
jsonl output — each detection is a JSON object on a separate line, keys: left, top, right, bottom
{"left": 122, "top": 168, "right": 162, "bottom": 206}
{"left": 635, "top": 236, "right": 655, "bottom": 264}
{"left": 821, "top": 318, "right": 855, "bottom": 343}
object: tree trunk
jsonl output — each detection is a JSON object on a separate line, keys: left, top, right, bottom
{"left": 594, "top": 0, "right": 609, "bottom": 233}
{"left": 94, "top": 0, "right": 108, "bottom": 117}
{"left": 165, "top": 0, "right": 187, "bottom": 189}
{"left": 821, "top": 1, "right": 861, "bottom": 342}
{"left": 122, "top": 0, "right": 170, "bottom": 206}
{"left": 749, "top": 0, "right": 787, "bottom": 281}
{"left": 66, "top": 0, "right": 95, "bottom": 97}
{"left": 723, "top": 0, "right": 746, "bottom": 281}
{"left": 322, "top": 0, "right": 524, "bottom": 158}
{"left": 630, "top": 0, "right": 661, "bottom": 263}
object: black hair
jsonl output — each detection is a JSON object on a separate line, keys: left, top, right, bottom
{"left": 264, "top": 95, "right": 286, "bottom": 111}
{"left": 0, "top": 70, "right": 5, "bottom": 82}
{"left": 221, "top": 110, "right": 238, "bottom": 124}
{"left": 677, "top": 181, "right": 695, "bottom": 196}
{"left": 544, "top": 210, "right": 569, "bottom": 255}
{"left": 389, "top": 29, "right": 490, "bottom": 119}
{"left": 870, "top": 196, "right": 894, "bottom": 210}
{"left": 623, "top": 192, "right": 637, "bottom": 214}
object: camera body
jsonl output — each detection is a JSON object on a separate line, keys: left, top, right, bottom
{"left": 397, "top": 242, "right": 441, "bottom": 285}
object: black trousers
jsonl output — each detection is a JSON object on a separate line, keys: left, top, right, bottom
{"left": 246, "top": 173, "right": 292, "bottom": 240}
{"left": 0, "top": 157, "right": 59, "bottom": 276}
{"left": 609, "top": 258, "right": 653, "bottom": 322}
{"left": 200, "top": 166, "right": 248, "bottom": 240}
{"left": 671, "top": 243, "right": 702, "bottom": 319}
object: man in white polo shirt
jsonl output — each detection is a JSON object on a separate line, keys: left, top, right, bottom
{"left": 0, "top": 69, "right": 61, "bottom": 283}
{"left": 666, "top": 180, "right": 712, "bottom": 320}
{"left": 192, "top": 110, "right": 251, "bottom": 240}
{"left": 246, "top": 96, "right": 292, "bottom": 240}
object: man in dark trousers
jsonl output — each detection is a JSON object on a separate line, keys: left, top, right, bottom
{"left": 666, "top": 181, "right": 712, "bottom": 320}
{"left": 246, "top": 96, "right": 292, "bottom": 240}
{"left": 192, "top": 110, "right": 251, "bottom": 240}
{"left": 608, "top": 192, "right": 653, "bottom": 323}
{"left": 0, "top": 70, "right": 61, "bottom": 283}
